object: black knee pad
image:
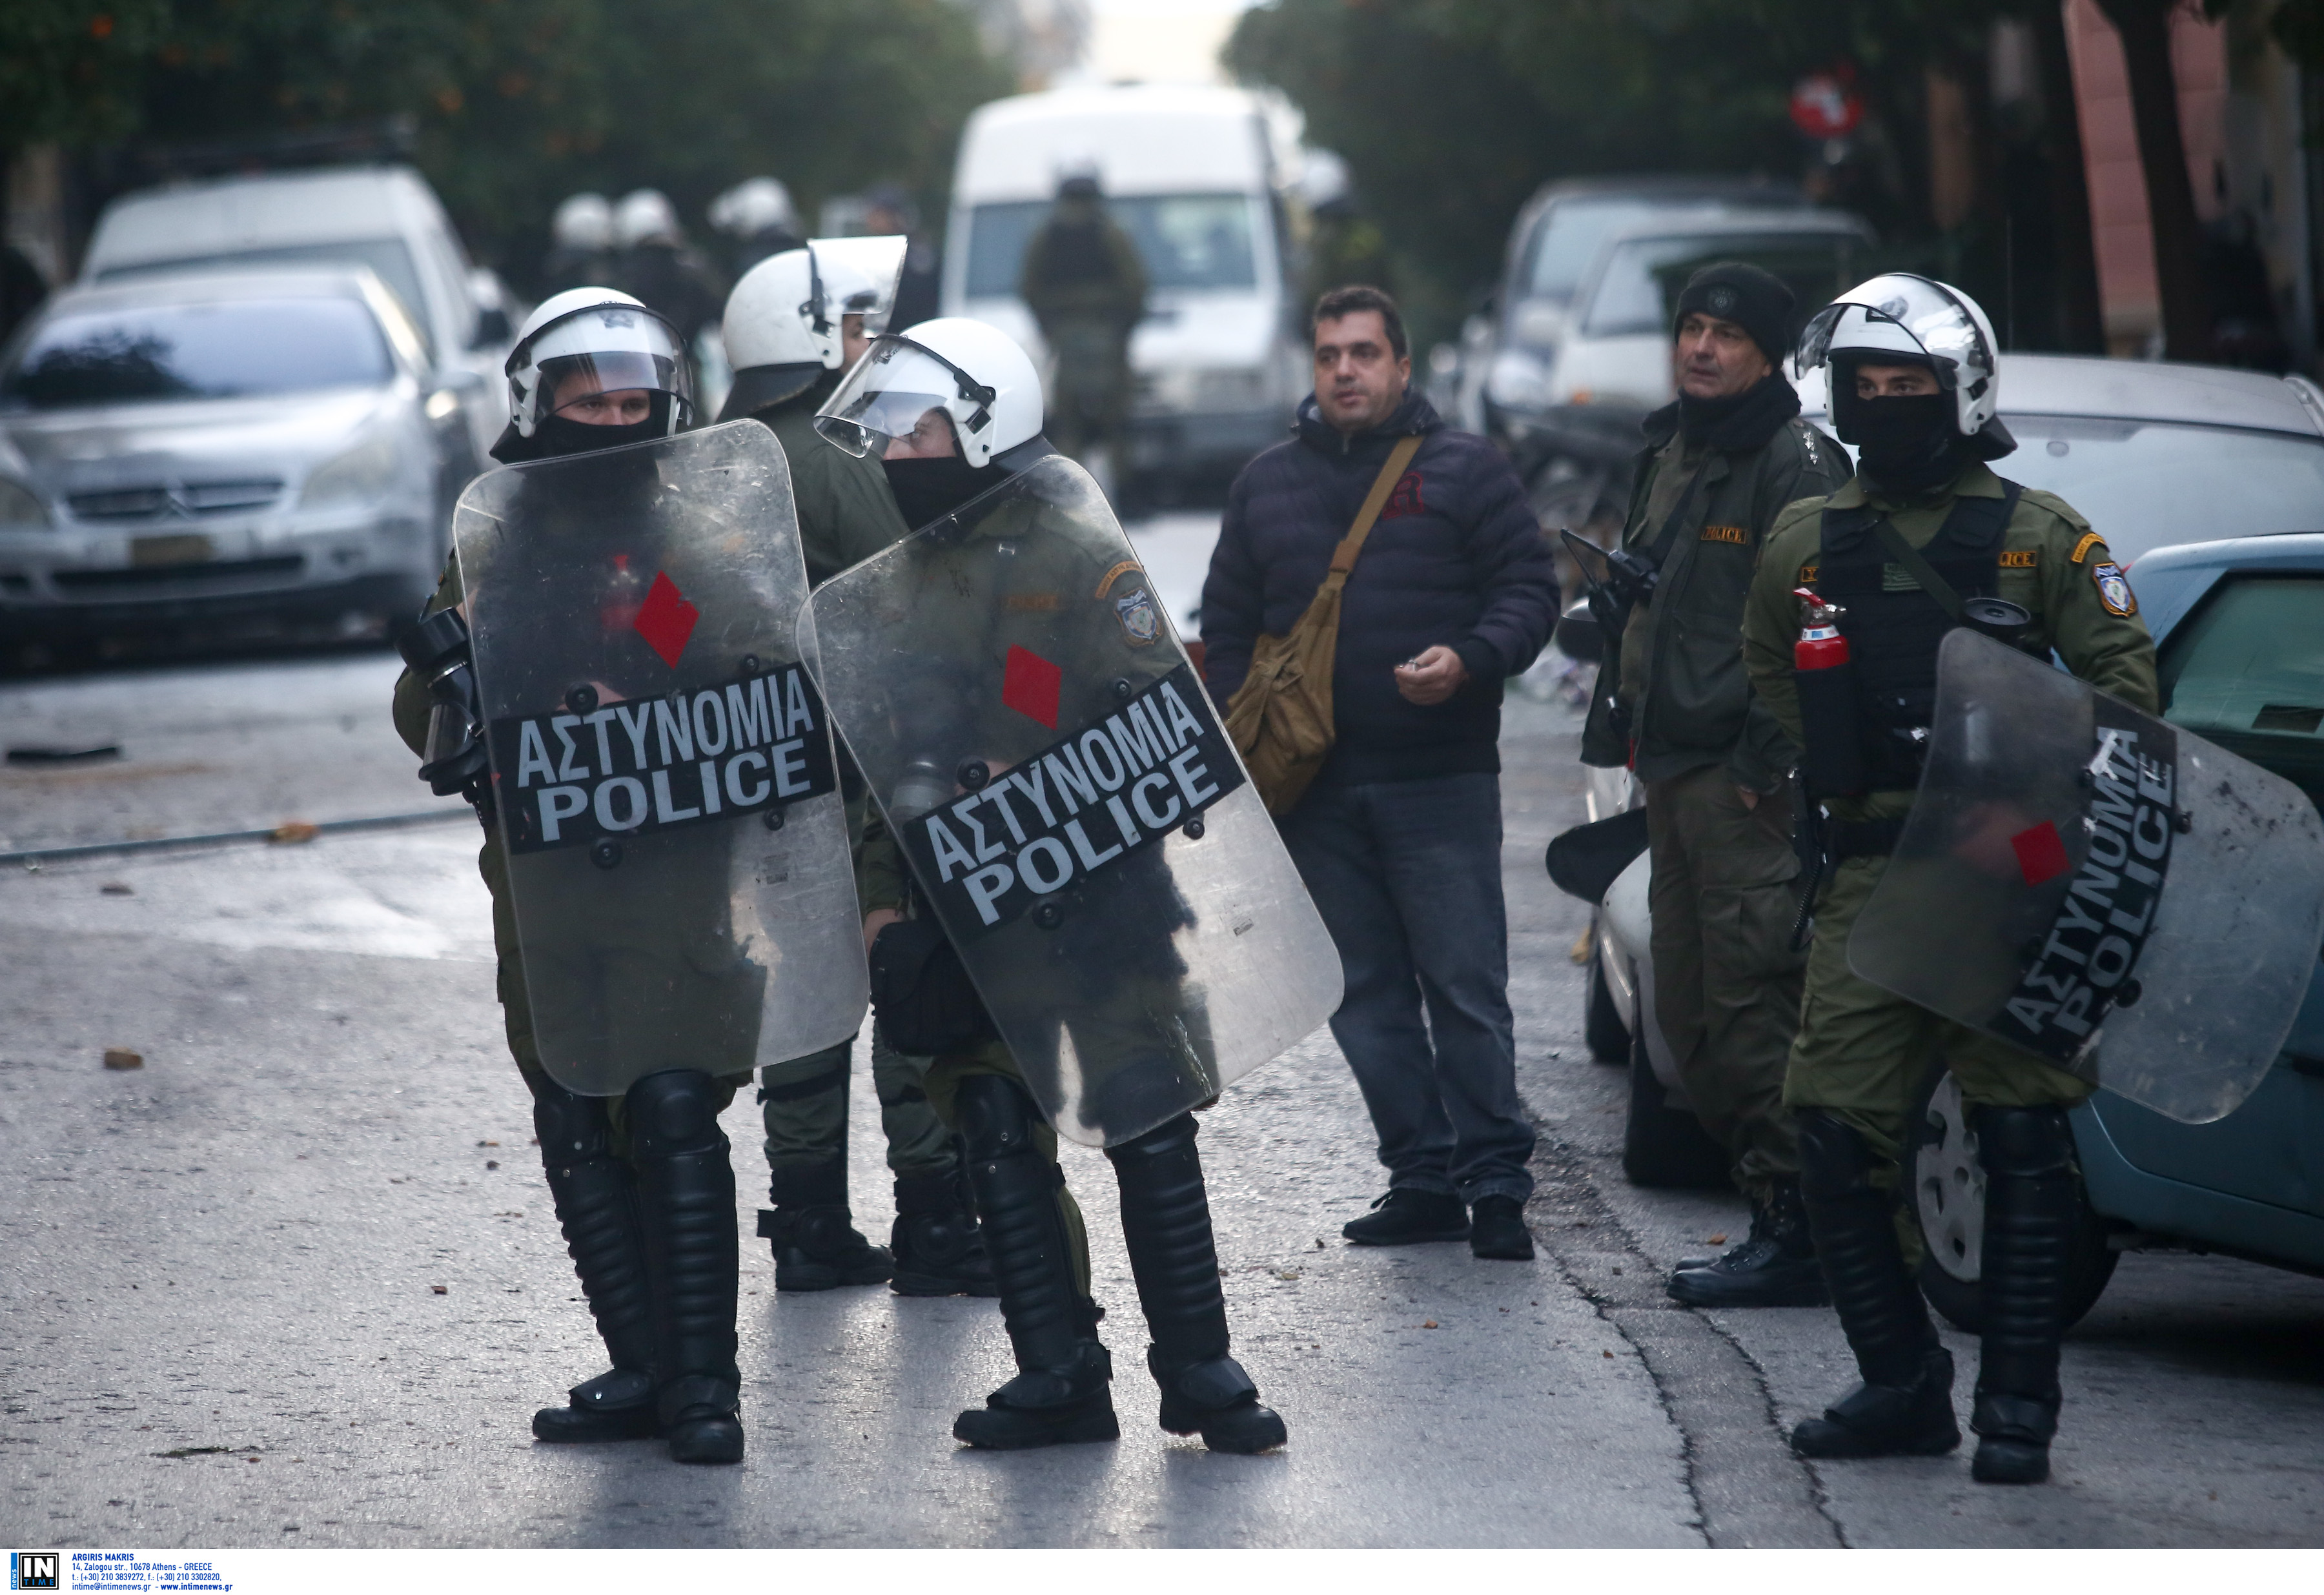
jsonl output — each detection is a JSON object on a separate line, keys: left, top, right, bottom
{"left": 1795, "top": 1109, "right": 1881, "bottom": 1200}
{"left": 1973, "top": 1104, "right": 2075, "bottom": 1177}
{"left": 1103, "top": 1111, "right": 1198, "bottom": 1167}
{"left": 534, "top": 1079, "right": 613, "bottom": 1164}
{"left": 626, "top": 1069, "right": 725, "bottom": 1161}
{"left": 955, "top": 1073, "right": 1043, "bottom": 1162}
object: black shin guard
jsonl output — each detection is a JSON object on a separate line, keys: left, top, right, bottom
{"left": 757, "top": 1152, "right": 893, "bottom": 1292}
{"left": 1970, "top": 1105, "right": 2077, "bottom": 1484}
{"left": 1105, "top": 1113, "right": 1284, "bottom": 1454}
{"left": 890, "top": 1163, "right": 997, "bottom": 1297}
{"left": 531, "top": 1081, "right": 657, "bottom": 1442}
{"left": 950, "top": 1074, "right": 1115, "bottom": 1448}
{"left": 627, "top": 1069, "right": 744, "bottom": 1465}
{"left": 1790, "top": 1110, "right": 1959, "bottom": 1459}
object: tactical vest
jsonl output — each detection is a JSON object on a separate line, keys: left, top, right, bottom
{"left": 1817, "top": 482, "right": 2023, "bottom": 791}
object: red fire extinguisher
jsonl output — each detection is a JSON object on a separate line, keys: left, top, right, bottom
{"left": 1791, "top": 585, "right": 1865, "bottom": 798}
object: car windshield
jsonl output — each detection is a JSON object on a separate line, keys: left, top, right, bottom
{"left": 1521, "top": 198, "right": 1682, "bottom": 302}
{"left": 966, "top": 194, "right": 1257, "bottom": 297}
{"left": 96, "top": 238, "right": 430, "bottom": 346}
{"left": 2158, "top": 574, "right": 2324, "bottom": 811}
{"left": 1992, "top": 417, "right": 2324, "bottom": 564}
{"left": 1582, "top": 232, "right": 1866, "bottom": 341}
{"left": 0, "top": 296, "right": 392, "bottom": 411}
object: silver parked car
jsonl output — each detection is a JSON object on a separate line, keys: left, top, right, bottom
{"left": 0, "top": 267, "right": 480, "bottom": 649}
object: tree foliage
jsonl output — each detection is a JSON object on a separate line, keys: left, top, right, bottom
{"left": 8, "top": 0, "right": 1012, "bottom": 284}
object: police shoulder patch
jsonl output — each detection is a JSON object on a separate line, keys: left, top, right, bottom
{"left": 1096, "top": 559, "right": 1161, "bottom": 645}
{"left": 2092, "top": 560, "right": 2137, "bottom": 617}
{"left": 2070, "top": 530, "right": 2107, "bottom": 565}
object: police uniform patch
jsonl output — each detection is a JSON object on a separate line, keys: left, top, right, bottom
{"left": 1998, "top": 549, "right": 2037, "bottom": 569}
{"left": 2071, "top": 531, "right": 2106, "bottom": 565}
{"left": 1797, "top": 562, "right": 1820, "bottom": 585}
{"left": 1701, "top": 523, "right": 1748, "bottom": 545}
{"left": 1115, "top": 588, "right": 1160, "bottom": 644}
{"left": 2092, "top": 560, "right": 2137, "bottom": 616}
{"left": 1096, "top": 559, "right": 1162, "bottom": 644}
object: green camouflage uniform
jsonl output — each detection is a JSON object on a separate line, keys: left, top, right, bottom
{"left": 1740, "top": 460, "right": 2158, "bottom": 1231}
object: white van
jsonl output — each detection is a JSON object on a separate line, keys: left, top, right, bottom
{"left": 79, "top": 165, "right": 511, "bottom": 460}
{"left": 943, "top": 85, "right": 1306, "bottom": 489}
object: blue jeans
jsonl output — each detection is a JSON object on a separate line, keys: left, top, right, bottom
{"left": 1281, "top": 772, "right": 1535, "bottom": 1205}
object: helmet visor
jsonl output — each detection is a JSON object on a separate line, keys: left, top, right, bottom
{"left": 540, "top": 350, "right": 689, "bottom": 416}
{"left": 1797, "top": 275, "right": 1989, "bottom": 383}
{"left": 814, "top": 335, "right": 991, "bottom": 456}
{"left": 807, "top": 236, "right": 908, "bottom": 337}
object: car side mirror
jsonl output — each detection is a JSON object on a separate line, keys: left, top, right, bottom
{"left": 470, "top": 305, "right": 513, "bottom": 350}
{"left": 1554, "top": 600, "right": 1602, "bottom": 664}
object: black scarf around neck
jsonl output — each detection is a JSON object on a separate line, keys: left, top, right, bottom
{"left": 1675, "top": 372, "right": 1800, "bottom": 452}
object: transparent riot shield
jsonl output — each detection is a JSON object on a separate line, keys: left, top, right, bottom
{"left": 1848, "top": 629, "right": 2324, "bottom": 1124}
{"left": 454, "top": 422, "right": 867, "bottom": 1095}
{"left": 804, "top": 454, "right": 1343, "bottom": 1146}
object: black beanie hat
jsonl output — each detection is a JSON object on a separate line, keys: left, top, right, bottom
{"left": 1675, "top": 262, "right": 1796, "bottom": 366}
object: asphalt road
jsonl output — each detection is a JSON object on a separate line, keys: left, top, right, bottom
{"left": 4, "top": 586, "right": 2322, "bottom": 1549}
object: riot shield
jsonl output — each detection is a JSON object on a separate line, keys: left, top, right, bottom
{"left": 454, "top": 422, "right": 867, "bottom": 1095}
{"left": 804, "top": 454, "right": 1343, "bottom": 1146}
{"left": 1848, "top": 629, "right": 2324, "bottom": 1124}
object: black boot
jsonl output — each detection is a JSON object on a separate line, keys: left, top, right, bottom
{"left": 890, "top": 1163, "right": 999, "bottom": 1297}
{"left": 1667, "top": 1179, "right": 1828, "bottom": 1308}
{"left": 950, "top": 1075, "right": 1118, "bottom": 1450}
{"left": 629, "top": 1070, "right": 745, "bottom": 1466}
{"left": 755, "top": 1152, "right": 893, "bottom": 1292}
{"left": 1970, "top": 1106, "right": 2076, "bottom": 1485}
{"left": 1105, "top": 1113, "right": 1287, "bottom": 1455}
{"left": 529, "top": 1082, "right": 659, "bottom": 1443}
{"left": 1788, "top": 1111, "right": 1960, "bottom": 1459}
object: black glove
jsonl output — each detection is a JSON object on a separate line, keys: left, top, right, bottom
{"left": 868, "top": 918, "right": 999, "bottom": 1056}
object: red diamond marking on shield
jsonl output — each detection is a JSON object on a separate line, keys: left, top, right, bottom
{"left": 2011, "top": 821, "right": 2071, "bottom": 887}
{"left": 1002, "top": 644, "right": 1062, "bottom": 729}
{"left": 633, "top": 571, "right": 698, "bottom": 669}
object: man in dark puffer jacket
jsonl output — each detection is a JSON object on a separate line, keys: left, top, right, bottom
{"left": 1202, "top": 285, "right": 1558, "bottom": 1262}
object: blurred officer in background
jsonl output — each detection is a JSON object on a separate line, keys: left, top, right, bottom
{"left": 541, "top": 194, "right": 617, "bottom": 298}
{"left": 614, "top": 188, "right": 727, "bottom": 353}
{"left": 709, "top": 177, "right": 805, "bottom": 280}
{"left": 1019, "top": 173, "right": 1147, "bottom": 490}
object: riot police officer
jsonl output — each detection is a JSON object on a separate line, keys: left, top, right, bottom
{"left": 541, "top": 194, "right": 617, "bottom": 297}
{"left": 709, "top": 176, "right": 805, "bottom": 280}
{"left": 811, "top": 317, "right": 1292, "bottom": 1454}
{"left": 718, "top": 247, "right": 997, "bottom": 1297}
{"left": 1740, "top": 277, "right": 2157, "bottom": 1485}
{"left": 391, "top": 288, "right": 753, "bottom": 1465}
{"left": 1019, "top": 174, "right": 1147, "bottom": 489}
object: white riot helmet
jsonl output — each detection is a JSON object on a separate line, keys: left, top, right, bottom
{"left": 613, "top": 188, "right": 681, "bottom": 249}
{"left": 1798, "top": 273, "right": 2010, "bottom": 451}
{"left": 717, "top": 238, "right": 908, "bottom": 420}
{"left": 551, "top": 193, "right": 613, "bottom": 253}
{"left": 815, "top": 316, "right": 1043, "bottom": 469}
{"left": 710, "top": 177, "right": 799, "bottom": 239}
{"left": 504, "top": 287, "right": 694, "bottom": 440}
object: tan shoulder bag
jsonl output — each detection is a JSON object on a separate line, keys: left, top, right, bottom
{"left": 1223, "top": 433, "right": 1423, "bottom": 816}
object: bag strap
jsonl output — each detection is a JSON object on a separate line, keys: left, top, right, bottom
{"left": 1870, "top": 481, "right": 2025, "bottom": 622}
{"left": 1327, "top": 433, "right": 1425, "bottom": 577}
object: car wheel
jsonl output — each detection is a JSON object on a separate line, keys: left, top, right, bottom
{"left": 1907, "top": 1065, "right": 2119, "bottom": 1334}
{"left": 1622, "top": 1006, "right": 1731, "bottom": 1190}
{"left": 1585, "top": 948, "right": 1629, "bottom": 1064}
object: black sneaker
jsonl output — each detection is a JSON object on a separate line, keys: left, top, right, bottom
{"left": 1469, "top": 1195, "right": 1535, "bottom": 1260}
{"left": 1666, "top": 1180, "right": 1826, "bottom": 1308}
{"left": 1341, "top": 1188, "right": 1471, "bottom": 1246}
